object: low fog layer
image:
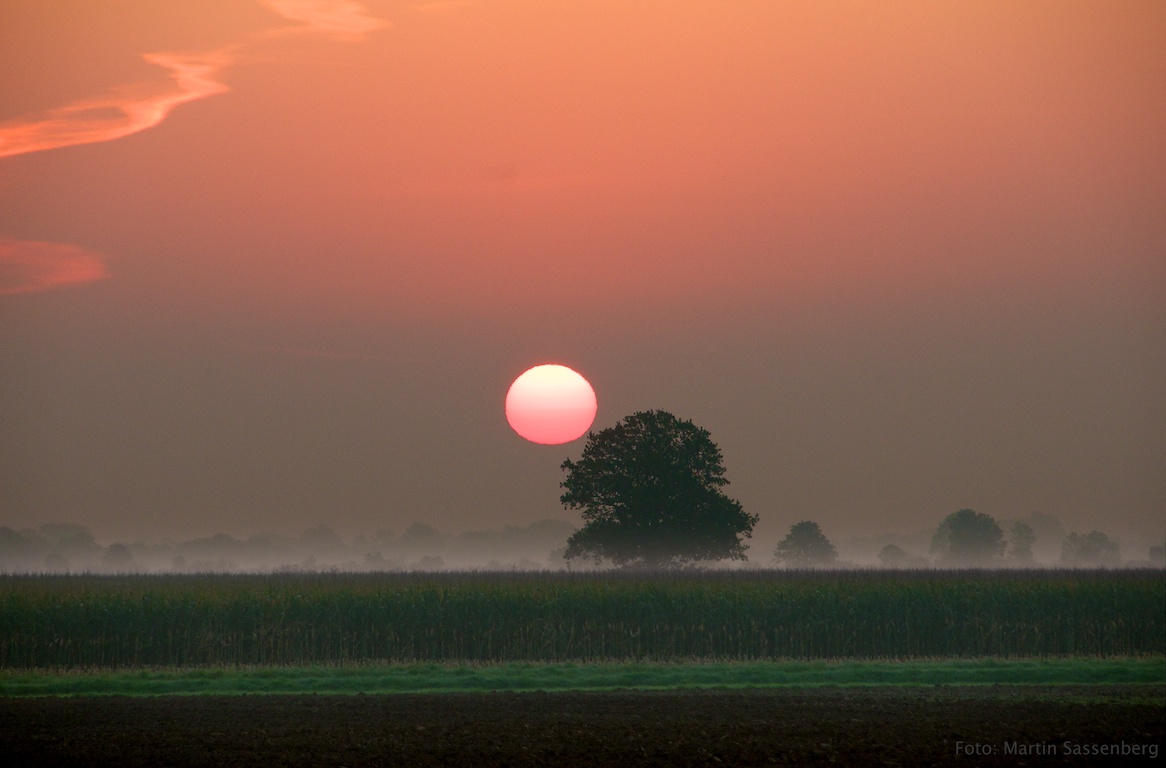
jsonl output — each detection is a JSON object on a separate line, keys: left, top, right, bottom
{"left": 2, "top": 513, "right": 1162, "bottom": 573}
{"left": 0, "top": 520, "right": 576, "bottom": 574}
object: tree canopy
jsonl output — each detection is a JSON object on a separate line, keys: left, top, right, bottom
{"left": 929, "top": 508, "right": 1005, "bottom": 566}
{"left": 774, "top": 521, "right": 837, "bottom": 567}
{"left": 1060, "top": 530, "right": 1120, "bottom": 567}
{"left": 560, "top": 410, "right": 757, "bottom": 568}
{"left": 1007, "top": 521, "right": 1036, "bottom": 565}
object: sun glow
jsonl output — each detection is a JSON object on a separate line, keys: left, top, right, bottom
{"left": 505, "top": 364, "right": 597, "bottom": 445}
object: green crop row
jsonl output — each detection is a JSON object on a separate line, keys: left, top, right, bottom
{"left": 1, "top": 569, "right": 1161, "bottom": 669}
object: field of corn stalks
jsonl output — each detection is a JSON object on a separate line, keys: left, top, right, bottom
{"left": 1, "top": 569, "right": 1162, "bottom": 669}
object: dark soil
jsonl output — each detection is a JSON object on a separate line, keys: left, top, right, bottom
{"left": 2, "top": 686, "right": 1162, "bottom": 767}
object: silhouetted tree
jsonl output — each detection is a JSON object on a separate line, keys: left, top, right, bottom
{"left": 300, "top": 525, "right": 345, "bottom": 552}
{"left": 102, "top": 543, "right": 136, "bottom": 572}
{"left": 878, "top": 543, "right": 908, "bottom": 568}
{"left": 929, "top": 509, "right": 1005, "bottom": 566}
{"left": 1007, "top": 521, "right": 1036, "bottom": 565}
{"left": 774, "top": 521, "right": 837, "bottom": 567}
{"left": 398, "top": 522, "right": 451, "bottom": 552}
{"left": 561, "top": 410, "right": 757, "bottom": 568}
{"left": 1149, "top": 544, "right": 1165, "bottom": 566}
{"left": 1061, "top": 531, "right": 1120, "bottom": 567}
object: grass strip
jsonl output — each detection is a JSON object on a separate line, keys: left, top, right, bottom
{"left": 1, "top": 657, "right": 1163, "bottom": 697}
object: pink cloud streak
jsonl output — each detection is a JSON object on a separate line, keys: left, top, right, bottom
{"left": 261, "top": 0, "right": 390, "bottom": 40}
{"left": 0, "top": 1, "right": 388, "bottom": 160}
{"left": 0, "top": 1, "right": 388, "bottom": 294}
{"left": 0, "top": 239, "right": 109, "bottom": 295}
{"left": 0, "top": 52, "right": 232, "bottom": 160}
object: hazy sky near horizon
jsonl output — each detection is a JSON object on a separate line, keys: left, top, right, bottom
{"left": 2, "top": 0, "right": 1163, "bottom": 549}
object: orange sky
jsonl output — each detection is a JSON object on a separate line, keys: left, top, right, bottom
{"left": 1, "top": 1, "right": 1163, "bottom": 554}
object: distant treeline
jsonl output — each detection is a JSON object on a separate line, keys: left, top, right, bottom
{"left": 0, "top": 521, "right": 577, "bottom": 573}
{"left": 1, "top": 570, "right": 1162, "bottom": 668}
{"left": 2, "top": 514, "right": 1162, "bottom": 574}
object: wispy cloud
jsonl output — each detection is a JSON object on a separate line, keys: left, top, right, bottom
{"left": 0, "top": 1, "right": 388, "bottom": 160}
{"left": 261, "top": 0, "right": 390, "bottom": 39}
{"left": 0, "top": 1, "right": 388, "bottom": 294}
{"left": 0, "top": 239, "right": 108, "bottom": 295}
{"left": 409, "top": 0, "right": 476, "bottom": 14}
{"left": 0, "top": 52, "right": 232, "bottom": 160}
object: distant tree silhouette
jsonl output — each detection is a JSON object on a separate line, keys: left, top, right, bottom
{"left": 1061, "top": 531, "right": 1120, "bottom": 567}
{"left": 300, "top": 525, "right": 345, "bottom": 552}
{"left": 561, "top": 410, "right": 757, "bottom": 568}
{"left": 1149, "top": 544, "right": 1165, "bottom": 566}
{"left": 929, "top": 509, "right": 1005, "bottom": 566}
{"left": 102, "top": 543, "right": 136, "bottom": 572}
{"left": 878, "top": 544, "right": 908, "bottom": 568}
{"left": 774, "top": 521, "right": 837, "bottom": 567}
{"left": 1007, "top": 521, "right": 1036, "bottom": 566}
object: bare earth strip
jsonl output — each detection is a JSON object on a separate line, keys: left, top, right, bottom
{"left": 2, "top": 686, "right": 1162, "bottom": 766}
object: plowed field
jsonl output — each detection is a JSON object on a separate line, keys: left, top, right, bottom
{"left": 3, "top": 686, "right": 1162, "bottom": 766}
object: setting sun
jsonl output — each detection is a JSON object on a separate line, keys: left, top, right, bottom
{"left": 505, "top": 364, "right": 597, "bottom": 445}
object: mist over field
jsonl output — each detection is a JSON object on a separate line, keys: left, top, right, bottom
{"left": 3, "top": 512, "right": 1161, "bottom": 574}
{"left": 0, "top": 520, "right": 574, "bottom": 574}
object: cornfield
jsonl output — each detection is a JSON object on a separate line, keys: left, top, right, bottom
{"left": 1, "top": 569, "right": 1161, "bottom": 669}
